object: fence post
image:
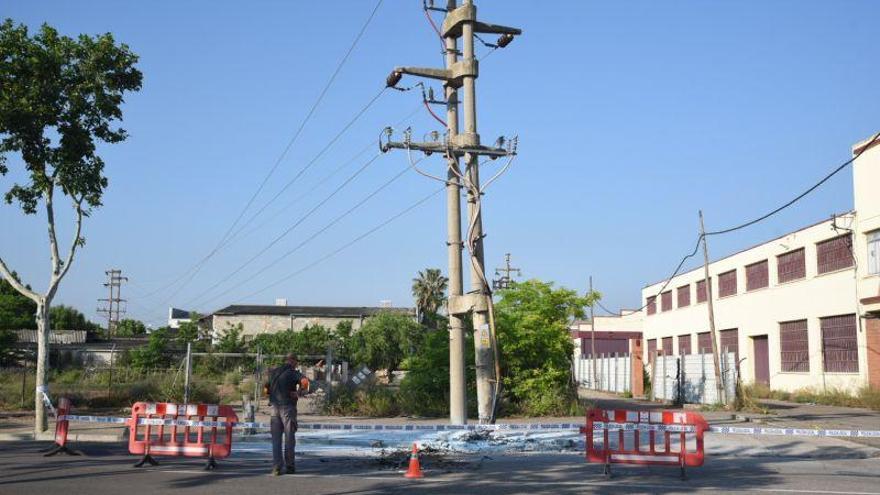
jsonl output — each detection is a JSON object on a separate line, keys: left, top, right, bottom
{"left": 183, "top": 342, "right": 192, "bottom": 405}
{"left": 700, "top": 348, "right": 707, "bottom": 404}
{"left": 325, "top": 345, "right": 334, "bottom": 403}
{"left": 614, "top": 352, "right": 620, "bottom": 393}
{"left": 722, "top": 346, "right": 729, "bottom": 405}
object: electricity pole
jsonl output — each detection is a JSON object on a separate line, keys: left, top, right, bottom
{"left": 97, "top": 269, "right": 127, "bottom": 336}
{"left": 381, "top": 0, "right": 521, "bottom": 423}
{"left": 699, "top": 212, "right": 726, "bottom": 405}
{"left": 492, "top": 252, "right": 521, "bottom": 290}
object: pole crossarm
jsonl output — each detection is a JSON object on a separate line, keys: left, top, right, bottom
{"left": 441, "top": 3, "right": 522, "bottom": 38}
{"left": 380, "top": 138, "right": 513, "bottom": 159}
{"left": 388, "top": 61, "right": 477, "bottom": 89}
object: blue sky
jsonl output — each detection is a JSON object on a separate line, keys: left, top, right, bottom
{"left": 2, "top": 1, "right": 877, "bottom": 328}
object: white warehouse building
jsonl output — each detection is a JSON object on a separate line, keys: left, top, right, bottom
{"left": 641, "top": 132, "right": 880, "bottom": 393}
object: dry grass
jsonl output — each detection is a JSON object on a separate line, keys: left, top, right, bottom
{"left": 740, "top": 383, "right": 880, "bottom": 411}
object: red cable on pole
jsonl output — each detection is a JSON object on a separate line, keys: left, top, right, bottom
{"left": 423, "top": 98, "right": 447, "bottom": 127}
{"left": 424, "top": 9, "right": 446, "bottom": 52}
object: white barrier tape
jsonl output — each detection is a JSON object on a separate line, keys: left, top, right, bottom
{"left": 58, "top": 415, "right": 579, "bottom": 432}
{"left": 38, "top": 389, "right": 56, "bottom": 419}
{"left": 56, "top": 415, "right": 880, "bottom": 439}
{"left": 708, "top": 425, "right": 880, "bottom": 438}
{"left": 592, "top": 422, "right": 696, "bottom": 433}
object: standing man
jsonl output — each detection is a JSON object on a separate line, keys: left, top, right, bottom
{"left": 266, "top": 353, "right": 308, "bottom": 475}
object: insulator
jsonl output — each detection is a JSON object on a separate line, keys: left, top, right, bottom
{"left": 386, "top": 71, "right": 403, "bottom": 88}
{"left": 427, "top": 87, "right": 435, "bottom": 101}
{"left": 497, "top": 34, "right": 514, "bottom": 48}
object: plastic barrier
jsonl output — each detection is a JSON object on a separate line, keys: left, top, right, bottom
{"left": 582, "top": 408, "right": 708, "bottom": 479}
{"left": 43, "top": 397, "right": 80, "bottom": 457}
{"left": 128, "top": 402, "right": 238, "bottom": 470}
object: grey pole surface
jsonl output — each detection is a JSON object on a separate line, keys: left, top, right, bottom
{"left": 444, "top": 0, "right": 467, "bottom": 425}
{"left": 183, "top": 342, "right": 192, "bottom": 405}
{"left": 699, "top": 211, "right": 726, "bottom": 404}
{"left": 460, "top": 0, "right": 493, "bottom": 423}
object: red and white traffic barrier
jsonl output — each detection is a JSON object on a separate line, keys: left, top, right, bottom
{"left": 582, "top": 408, "right": 709, "bottom": 479}
{"left": 128, "top": 402, "right": 237, "bottom": 470}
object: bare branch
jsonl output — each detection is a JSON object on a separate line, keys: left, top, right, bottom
{"left": 45, "top": 186, "right": 62, "bottom": 277}
{"left": 47, "top": 196, "right": 85, "bottom": 300}
{"left": 0, "top": 256, "right": 42, "bottom": 304}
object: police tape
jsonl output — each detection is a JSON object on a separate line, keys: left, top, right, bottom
{"left": 708, "top": 425, "right": 880, "bottom": 438}
{"left": 54, "top": 415, "right": 880, "bottom": 438}
{"left": 56, "top": 415, "right": 580, "bottom": 431}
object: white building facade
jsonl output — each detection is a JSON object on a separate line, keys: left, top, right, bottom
{"left": 641, "top": 133, "right": 880, "bottom": 393}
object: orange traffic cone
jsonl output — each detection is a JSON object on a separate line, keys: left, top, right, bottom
{"left": 404, "top": 443, "right": 424, "bottom": 478}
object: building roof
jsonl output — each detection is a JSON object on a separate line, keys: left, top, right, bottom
{"left": 169, "top": 308, "right": 192, "bottom": 319}
{"left": 211, "top": 305, "right": 414, "bottom": 318}
{"left": 642, "top": 211, "right": 854, "bottom": 289}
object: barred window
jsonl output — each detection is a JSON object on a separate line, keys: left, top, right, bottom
{"left": 821, "top": 314, "right": 858, "bottom": 373}
{"left": 779, "top": 320, "right": 809, "bottom": 372}
{"left": 661, "top": 291, "right": 673, "bottom": 312}
{"left": 746, "top": 260, "right": 769, "bottom": 291}
{"left": 817, "top": 234, "right": 854, "bottom": 275}
{"left": 647, "top": 339, "right": 657, "bottom": 356}
{"left": 867, "top": 230, "right": 880, "bottom": 275}
{"left": 678, "top": 334, "right": 692, "bottom": 355}
{"left": 647, "top": 296, "right": 656, "bottom": 315}
{"left": 718, "top": 270, "right": 737, "bottom": 298}
{"left": 720, "top": 328, "right": 739, "bottom": 359}
{"left": 777, "top": 248, "right": 806, "bottom": 283}
{"left": 662, "top": 336, "right": 673, "bottom": 355}
{"left": 697, "top": 332, "right": 712, "bottom": 354}
{"left": 696, "top": 279, "right": 710, "bottom": 303}
{"left": 677, "top": 285, "right": 691, "bottom": 307}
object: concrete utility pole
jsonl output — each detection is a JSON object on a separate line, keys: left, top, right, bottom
{"left": 381, "top": 0, "right": 521, "bottom": 423}
{"left": 97, "top": 269, "right": 127, "bottom": 336}
{"left": 492, "top": 253, "right": 521, "bottom": 290}
{"left": 699, "top": 211, "right": 726, "bottom": 405}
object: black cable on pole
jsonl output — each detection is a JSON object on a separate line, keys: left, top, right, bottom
{"left": 595, "top": 300, "right": 618, "bottom": 316}
{"left": 635, "top": 234, "right": 704, "bottom": 312}
{"left": 234, "top": 186, "right": 444, "bottom": 303}
{"left": 706, "top": 131, "right": 880, "bottom": 237}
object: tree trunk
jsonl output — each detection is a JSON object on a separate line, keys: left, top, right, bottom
{"left": 34, "top": 300, "right": 49, "bottom": 435}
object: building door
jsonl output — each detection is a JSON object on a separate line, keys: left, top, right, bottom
{"left": 753, "top": 336, "right": 770, "bottom": 385}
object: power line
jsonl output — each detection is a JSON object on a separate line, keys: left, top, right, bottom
{"left": 636, "top": 130, "right": 880, "bottom": 312}
{"left": 191, "top": 162, "right": 419, "bottom": 310}
{"left": 180, "top": 152, "right": 386, "bottom": 308}
{"left": 234, "top": 186, "right": 444, "bottom": 303}
{"left": 706, "top": 131, "right": 880, "bottom": 236}
{"left": 139, "top": 0, "right": 385, "bottom": 299}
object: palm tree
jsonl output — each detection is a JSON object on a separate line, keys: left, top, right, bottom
{"left": 412, "top": 268, "right": 449, "bottom": 322}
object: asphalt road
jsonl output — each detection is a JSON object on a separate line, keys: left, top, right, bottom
{"left": 1, "top": 439, "right": 879, "bottom": 495}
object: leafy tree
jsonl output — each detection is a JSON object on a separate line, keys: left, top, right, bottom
{"left": 0, "top": 19, "right": 142, "bottom": 432}
{"left": 332, "top": 320, "right": 354, "bottom": 362}
{"left": 350, "top": 311, "right": 422, "bottom": 380}
{"left": 214, "top": 323, "right": 246, "bottom": 353}
{"left": 494, "top": 279, "right": 598, "bottom": 415}
{"left": 49, "top": 305, "right": 100, "bottom": 332}
{"left": 115, "top": 318, "right": 146, "bottom": 337}
{"left": 0, "top": 272, "right": 37, "bottom": 330}
{"left": 411, "top": 268, "right": 448, "bottom": 326}
{"left": 249, "top": 324, "right": 334, "bottom": 358}
{"left": 129, "top": 328, "right": 171, "bottom": 371}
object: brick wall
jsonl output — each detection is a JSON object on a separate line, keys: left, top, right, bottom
{"left": 868, "top": 318, "right": 880, "bottom": 389}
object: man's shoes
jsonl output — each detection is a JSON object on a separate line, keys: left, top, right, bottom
{"left": 285, "top": 464, "right": 296, "bottom": 474}
{"left": 271, "top": 466, "right": 282, "bottom": 476}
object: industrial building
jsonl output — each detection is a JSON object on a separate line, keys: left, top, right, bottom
{"left": 640, "top": 133, "right": 880, "bottom": 393}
